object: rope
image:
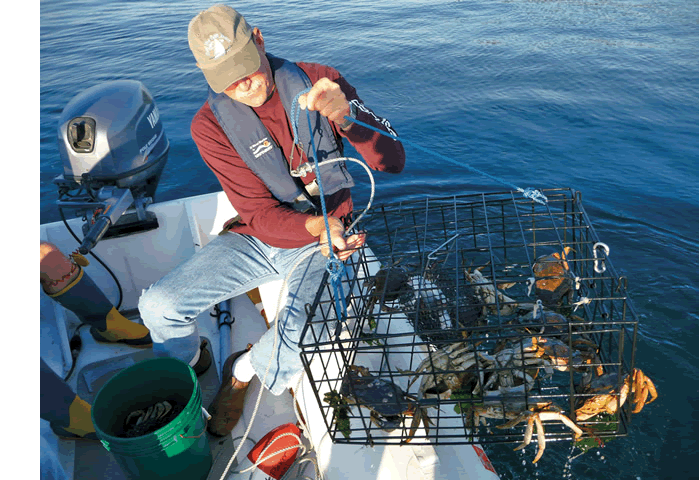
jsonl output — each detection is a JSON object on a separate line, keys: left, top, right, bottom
{"left": 291, "top": 88, "right": 349, "bottom": 324}
{"left": 218, "top": 245, "right": 320, "bottom": 480}
{"left": 341, "top": 115, "right": 548, "bottom": 205}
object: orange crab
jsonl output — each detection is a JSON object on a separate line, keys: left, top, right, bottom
{"left": 532, "top": 247, "right": 574, "bottom": 307}
{"left": 575, "top": 368, "right": 658, "bottom": 421}
{"left": 490, "top": 401, "right": 583, "bottom": 464}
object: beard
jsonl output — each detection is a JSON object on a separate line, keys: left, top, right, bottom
{"left": 235, "top": 77, "right": 271, "bottom": 107}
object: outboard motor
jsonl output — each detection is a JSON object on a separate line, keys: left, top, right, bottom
{"left": 53, "top": 80, "right": 169, "bottom": 254}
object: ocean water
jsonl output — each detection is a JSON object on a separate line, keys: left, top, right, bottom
{"left": 40, "top": 1, "right": 698, "bottom": 478}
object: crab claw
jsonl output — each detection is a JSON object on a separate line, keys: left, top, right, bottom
{"left": 631, "top": 369, "right": 658, "bottom": 414}
{"left": 404, "top": 402, "right": 435, "bottom": 444}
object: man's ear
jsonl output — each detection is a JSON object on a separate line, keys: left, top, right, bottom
{"left": 252, "top": 27, "right": 265, "bottom": 49}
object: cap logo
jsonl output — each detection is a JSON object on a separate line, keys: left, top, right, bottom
{"left": 204, "top": 33, "right": 232, "bottom": 60}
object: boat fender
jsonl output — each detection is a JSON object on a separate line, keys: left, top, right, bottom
{"left": 246, "top": 423, "right": 303, "bottom": 479}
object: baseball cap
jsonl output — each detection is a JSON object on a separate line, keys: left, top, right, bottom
{"left": 188, "top": 5, "right": 261, "bottom": 93}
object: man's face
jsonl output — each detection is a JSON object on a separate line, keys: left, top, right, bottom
{"left": 223, "top": 36, "right": 274, "bottom": 107}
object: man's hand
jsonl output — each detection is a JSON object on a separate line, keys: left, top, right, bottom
{"left": 305, "top": 215, "right": 366, "bottom": 261}
{"left": 297, "top": 78, "right": 351, "bottom": 128}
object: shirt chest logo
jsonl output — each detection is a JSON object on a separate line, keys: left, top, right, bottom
{"left": 250, "top": 138, "right": 273, "bottom": 158}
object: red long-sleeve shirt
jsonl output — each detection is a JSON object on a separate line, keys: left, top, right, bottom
{"left": 190, "top": 61, "right": 405, "bottom": 248}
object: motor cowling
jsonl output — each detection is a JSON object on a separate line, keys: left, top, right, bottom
{"left": 54, "top": 80, "right": 168, "bottom": 253}
{"left": 57, "top": 79, "right": 169, "bottom": 199}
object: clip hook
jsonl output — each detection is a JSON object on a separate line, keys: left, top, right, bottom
{"left": 592, "top": 242, "right": 610, "bottom": 274}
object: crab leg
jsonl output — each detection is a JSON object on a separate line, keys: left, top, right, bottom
{"left": 497, "top": 381, "right": 533, "bottom": 396}
{"left": 406, "top": 409, "right": 422, "bottom": 442}
{"left": 498, "top": 411, "right": 529, "bottom": 431}
{"left": 644, "top": 376, "right": 658, "bottom": 404}
{"left": 533, "top": 415, "right": 546, "bottom": 464}
{"left": 539, "top": 412, "right": 583, "bottom": 438}
{"left": 632, "top": 370, "right": 657, "bottom": 413}
{"left": 405, "top": 407, "right": 433, "bottom": 443}
{"left": 480, "top": 371, "right": 499, "bottom": 393}
{"left": 513, "top": 414, "right": 535, "bottom": 452}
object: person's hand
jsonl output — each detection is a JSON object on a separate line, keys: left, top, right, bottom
{"left": 297, "top": 77, "right": 351, "bottom": 127}
{"left": 321, "top": 229, "right": 366, "bottom": 261}
{"left": 306, "top": 216, "right": 366, "bottom": 261}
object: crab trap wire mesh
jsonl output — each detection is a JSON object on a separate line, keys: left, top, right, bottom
{"left": 299, "top": 188, "right": 645, "bottom": 448}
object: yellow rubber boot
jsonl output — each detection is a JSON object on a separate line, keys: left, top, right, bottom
{"left": 50, "top": 395, "right": 99, "bottom": 440}
{"left": 49, "top": 264, "right": 152, "bottom": 347}
{"left": 95, "top": 306, "right": 152, "bottom": 345}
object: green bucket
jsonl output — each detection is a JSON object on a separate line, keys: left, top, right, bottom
{"left": 91, "top": 357, "right": 212, "bottom": 480}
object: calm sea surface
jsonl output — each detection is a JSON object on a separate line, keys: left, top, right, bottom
{"left": 40, "top": 1, "right": 698, "bottom": 478}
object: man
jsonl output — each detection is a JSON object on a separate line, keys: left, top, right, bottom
{"left": 138, "top": 4, "right": 405, "bottom": 437}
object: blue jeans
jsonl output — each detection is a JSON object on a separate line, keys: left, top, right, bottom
{"left": 138, "top": 233, "right": 333, "bottom": 396}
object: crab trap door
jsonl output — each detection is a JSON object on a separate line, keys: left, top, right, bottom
{"left": 300, "top": 189, "right": 640, "bottom": 452}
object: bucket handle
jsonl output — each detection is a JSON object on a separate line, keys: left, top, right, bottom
{"left": 179, "top": 407, "right": 212, "bottom": 439}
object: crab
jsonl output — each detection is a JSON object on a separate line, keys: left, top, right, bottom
{"left": 362, "top": 261, "right": 413, "bottom": 314}
{"left": 401, "top": 341, "right": 483, "bottom": 400}
{"left": 532, "top": 247, "right": 575, "bottom": 307}
{"left": 461, "top": 397, "right": 582, "bottom": 463}
{"left": 474, "top": 338, "right": 547, "bottom": 396}
{"left": 465, "top": 267, "right": 523, "bottom": 317}
{"left": 470, "top": 335, "right": 601, "bottom": 396}
{"left": 402, "top": 338, "right": 544, "bottom": 402}
{"left": 496, "top": 402, "right": 583, "bottom": 464}
{"left": 575, "top": 368, "right": 658, "bottom": 421}
{"left": 514, "top": 309, "right": 604, "bottom": 375}
{"left": 363, "top": 261, "right": 464, "bottom": 345}
{"left": 334, "top": 365, "right": 433, "bottom": 442}
{"left": 529, "top": 336, "right": 601, "bottom": 375}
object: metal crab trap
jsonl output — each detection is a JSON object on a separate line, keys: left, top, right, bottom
{"left": 299, "top": 188, "right": 646, "bottom": 451}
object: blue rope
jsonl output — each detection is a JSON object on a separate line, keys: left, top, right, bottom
{"left": 292, "top": 88, "right": 348, "bottom": 324}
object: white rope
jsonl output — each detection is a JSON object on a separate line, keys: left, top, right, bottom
{"left": 217, "top": 246, "right": 320, "bottom": 480}
{"left": 291, "top": 156, "right": 376, "bottom": 234}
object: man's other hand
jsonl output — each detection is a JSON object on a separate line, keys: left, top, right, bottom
{"left": 297, "top": 78, "right": 351, "bottom": 127}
